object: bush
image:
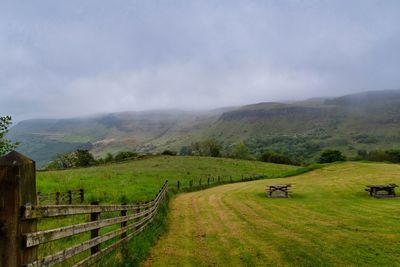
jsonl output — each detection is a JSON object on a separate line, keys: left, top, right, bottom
{"left": 260, "top": 151, "right": 297, "bottom": 165}
{"left": 318, "top": 149, "right": 346, "bottom": 163}
{"left": 115, "top": 151, "right": 138, "bottom": 161}
{"left": 161, "top": 150, "right": 177, "bottom": 156}
{"left": 385, "top": 149, "right": 400, "bottom": 163}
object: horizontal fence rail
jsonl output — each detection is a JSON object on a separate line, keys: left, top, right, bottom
{"left": 24, "top": 181, "right": 168, "bottom": 267}
{"left": 37, "top": 189, "right": 84, "bottom": 205}
{"left": 24, "top": 200, "right": 156, "bottom": 219}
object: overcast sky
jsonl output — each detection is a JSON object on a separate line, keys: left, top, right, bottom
{"left": 1, "top": 1, "right": 400, "bottom": 121}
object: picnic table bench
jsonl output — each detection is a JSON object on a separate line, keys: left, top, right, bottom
{"left": 365, "top": 184, "right": 398, "bottom": 198}
{"left": 266, "top": 184, "right": 292, "bottom": 198}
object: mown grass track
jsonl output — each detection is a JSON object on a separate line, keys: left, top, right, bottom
{"left": 144, "top": 162, "right": 400, "bottom": 267}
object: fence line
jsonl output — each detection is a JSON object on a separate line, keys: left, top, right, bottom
{"left": 175, "top": 174, "right": 267, "bottom": 192}
{"left": 0, "top": 151, "right": 168, "bottom": 267}
{"left": 26, "top": 182, "right": 168, "bottom": 267}
{"left": 36, "top": 188, "right": 84, "bottom": 205}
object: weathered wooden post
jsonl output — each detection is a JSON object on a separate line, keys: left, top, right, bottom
{"left": 80, "top": 189, "right": 84, "bottom": 203}
{"left": 0, "top": 151, "right": 38, "bottom": 267}
{"left": 90, "top": 201, "right": 100, "bottom": 255}
{"left": 120, "top": 202, "right": 127, "bottom": 239}
{"left": 36, "top": 191, "right": 41, "bottom": 206}
{"left": 56, "top": 192, "right": 60, "bottom": 205}
{"left": 68, "top": 190, "right": 72, "bottom": 204}
{"left": 135, "top": 204, "right": 141, "bottom": 231}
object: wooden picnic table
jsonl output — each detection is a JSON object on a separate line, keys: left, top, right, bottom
{"left": 266, "top": 184, "right": 292, "bottom": 198}
{"left": 365, "top": 184, "right": 398, "bottom": 198}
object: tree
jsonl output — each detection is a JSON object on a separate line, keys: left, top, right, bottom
{"left": 357, "top": 149, "right": 368, "bottom": 160}
{"left": 191, "top": 139, "right": 221, "bottom": 157}
{"left": 318, "top": 149, "right": 346, "bottom": 163}
{"left": 115, "top": 151, "right": 138, "bottom": 161}
{"left": 367, "top": 150, "right": 389, "bottom": 162}
{"left": 104, "top": 153, "right": 114, "bottom": 163}
{"left": 0, "top": 116, "right": 18, "bottom": 156}
{"left": 205, "top": 139, "right": 221, "bottom": 157}
{"left": 46, "top": 152, "right": 76, "bottom": 170}
{"left": 231, "top": 143, "right": 252, "bottom": 160}
{"left": 385, "top": 149, "right": 400, "bottom": 163}
{"left": 75, "top": 149, "right": 95, "bottom": 167}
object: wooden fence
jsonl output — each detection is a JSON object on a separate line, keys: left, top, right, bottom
{"left": 37, "top": 189, "right": 84, "bottom": 205}
{"left": 175, "top": 174, "right": 267, "bottom": 191}
{"left": 0, "top": 151, "right": 168, "bottom": 267}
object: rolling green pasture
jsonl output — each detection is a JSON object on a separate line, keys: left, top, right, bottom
{"left": 37, "top": 156, "right": 300, "bottom": 203}
{"left": 145, "top": 162, "right": 400, "bottom": 267}
{"left": 35, "top": 156, "right": 299, "bottom": 266}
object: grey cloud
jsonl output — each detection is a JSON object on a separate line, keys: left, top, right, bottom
{"left": 0, "top": 0, "right": 400, "bottom": 121}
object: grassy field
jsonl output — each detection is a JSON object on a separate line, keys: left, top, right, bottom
{"left": 144, "top": 162, "right": 400, "bottom": 267}
{"left": 37, "top": 156, "right": 300, "bottom": 203}
{"left": 35, "top": 156, "right": 299, "bottom": 266}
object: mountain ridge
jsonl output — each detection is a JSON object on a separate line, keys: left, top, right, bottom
{"left": 8, "top": 89, "right": 400, "bottom": 167}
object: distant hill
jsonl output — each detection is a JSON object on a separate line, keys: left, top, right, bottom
{"left": 8, "top": 90, "right": 400, "bottom": 167}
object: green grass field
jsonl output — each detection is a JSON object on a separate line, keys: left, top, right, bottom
{"left": 144, "top": 162, "right": 400, "bottom": 267}
{"left": 37, "top": 156, "right": 300, "bottom": 203}
{"left": 35, "top": 156, "right": 299, "bottom": 266}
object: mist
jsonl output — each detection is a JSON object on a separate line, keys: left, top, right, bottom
{"left": 1, "top": 0, "right": 400, "bottom": 121}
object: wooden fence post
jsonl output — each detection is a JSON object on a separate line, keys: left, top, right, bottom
{"left": 121, "top": 203, "right": 127, "bottom": 239}
{"left": 90, "top": 201, "right": 100, "bottom": 255}
{"left": 80, "top": 189, "right": 84, "bottom": 203}
{"left": 68, "top": 190, "right": 72, "bottom": 204}
{"left": 0, "top": 151, "right": 38, "bottom": 267}
{"left": 56, "top": 192, "right": 60, "bottom": 205}
{"left": 177, "top": 180, "right": 180, "bottom": 190}
{"left": 135, "top": 204, "right": 141, "bottom": 231}
{"left": 36, "top": 192, "right": 41, "bottom": 206}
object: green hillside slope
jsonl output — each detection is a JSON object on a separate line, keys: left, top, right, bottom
{"left": 37, "top": 156, "right": 300, "bottom": 203}
{"left": 8, "top": 90, "right": 400, "bottom": 167}
{"left": 35, "top": 155, "right": 301, "bottom": 266}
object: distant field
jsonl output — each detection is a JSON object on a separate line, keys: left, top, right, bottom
{"left": 37, "top": 156, "right": 300, "bottom": 204}
{"left": 144, "top": 162, "right": 400, "bottom": 266}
